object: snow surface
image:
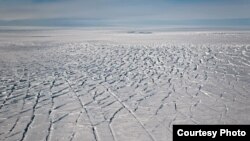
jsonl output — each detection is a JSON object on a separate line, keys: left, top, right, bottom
{"left": 0, "top": 29, "right": 250, "bottom": 141}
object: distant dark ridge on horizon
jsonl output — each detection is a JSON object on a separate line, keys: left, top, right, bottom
{"left": 0, "top": 18, "right": 250, "bottom": 28}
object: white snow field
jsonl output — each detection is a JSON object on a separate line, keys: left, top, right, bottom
{"left": 0, "top": 29, "right": 250, "bottom": 141}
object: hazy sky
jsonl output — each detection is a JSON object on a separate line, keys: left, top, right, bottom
{"left": 0, "top": 0, "right": 250, "bottom": 27}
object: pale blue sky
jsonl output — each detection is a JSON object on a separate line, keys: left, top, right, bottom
{"left": 0, "top": 0, "right": 250, "bottom": 27}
